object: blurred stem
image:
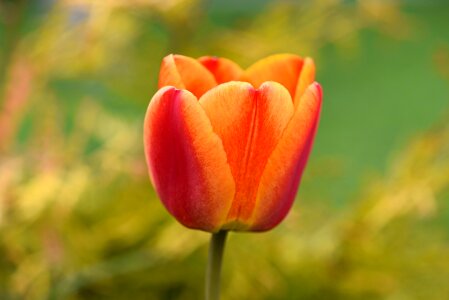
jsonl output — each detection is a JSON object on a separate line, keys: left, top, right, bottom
{"left": 206, "top": 230, "right": 228, "bottom": 300}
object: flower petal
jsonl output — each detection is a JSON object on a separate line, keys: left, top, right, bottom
{"left": 198, "top": 56, "right": 244, "bottom": 83}
{"left": 293, "top": 58, "right": 316, "bottom": 108}
{"left": 249, "top": 83, "right": 322, "bottom": 231}
{"left": 199, "top": 81, "right": 294, "bottom": 229}
{"left": 144, "top": 87, "right": 235, "bottom": 232}
{"left": 158, "top": 54, "right": 217, "bottom": 98}
{"left": 243, "top": 54, "right": 304, "bottom": 100}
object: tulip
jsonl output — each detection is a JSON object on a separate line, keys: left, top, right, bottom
{"left": 144, "top": 53, "right": 322, "bottom": 233}
{"left": 144, "top": 53, "right": 322, "bottom": 299}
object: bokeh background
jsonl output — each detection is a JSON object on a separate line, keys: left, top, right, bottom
{"left": 1, "top": 0, "right": 449, "bottom": 299}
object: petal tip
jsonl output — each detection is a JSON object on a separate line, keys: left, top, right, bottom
{"left": 311, "top": 82, "right": 323, "bottom": 101}
{"left": 312, "top": 81, "right": 321, "bottom": 90}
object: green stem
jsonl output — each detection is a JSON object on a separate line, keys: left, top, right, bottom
{"left": 205, "top": 230, "right": 228, "bottom": 300}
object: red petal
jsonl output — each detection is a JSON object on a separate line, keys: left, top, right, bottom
{"left": 199, "top": 81, "right": 294, "bottom": 229}
{"left": 144, "top": 87, "right": 235, "bottom": 232}
{"left": 158, "top": 54, "right": 217, "bottom": 98}
{"left": 250, "top": 83, "right": 322, "bottom": 231}
{"left": 198, "top": 56, "right": 243, "bottom": 83}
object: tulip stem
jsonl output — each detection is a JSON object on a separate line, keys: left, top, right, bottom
{"left": 206, "top": 230, "right": 228, "bottom": 300}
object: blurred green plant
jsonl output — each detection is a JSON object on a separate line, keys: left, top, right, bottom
{"left": 0, "top": 0, "right": 448, "bottom": 299}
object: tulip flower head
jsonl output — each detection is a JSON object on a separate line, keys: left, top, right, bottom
{"left": 144, "top": 54, "right": 322, "bottom": 233}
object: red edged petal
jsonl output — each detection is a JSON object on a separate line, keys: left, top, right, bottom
{"left": 144, "top": 87, "right": 235, "bottom": 232}
{"left": 158, "top": 54, "right": 217, "bottom": 98}
{"left": 198, "top": 56, "right": 244, "bottom": 83}
{"left": 249, "top": 83, "right": 322, "bottom": 231}
{"left": 199, "top": 81, "right": 294, "bottom": 229}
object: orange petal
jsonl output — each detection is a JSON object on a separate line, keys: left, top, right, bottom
{"left": 158, "top": 54, "right": 217, "bottom": 98}
{"left": 199, "top": 81, "right": 294, "bottom": 229}
{"left": 144, "top": 87, "right": 235, "bottom": 232}
{"left": 250, "top": 83, "right": 322, "bottom": 231}
{"left": 243, "top": 54, "right": 304, "bottom": 100}
{"left": 198, "top": 56, "right": 244, "bottom": 83}
{"left": 293, "top": 58, "right": 316, "bottom": 107}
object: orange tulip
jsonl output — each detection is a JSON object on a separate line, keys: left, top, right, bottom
{"left": 144, "top": 54, "right": 322, "bottom": 232}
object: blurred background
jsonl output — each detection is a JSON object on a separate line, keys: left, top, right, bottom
{"left": 1, "top": 0, "right": 449, "bottom": 299}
